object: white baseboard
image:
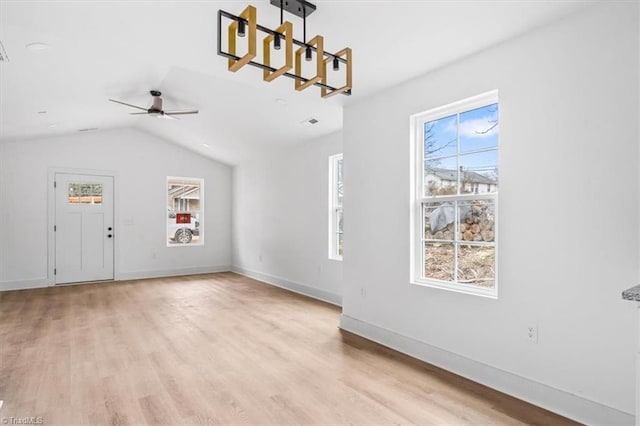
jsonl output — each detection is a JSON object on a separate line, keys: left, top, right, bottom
{"left": 340, "top": 314, "right": 634, "bottom": 426}
{"left": 231, "top": 266, "right": 342, "bottom": 306}
{"left": 0, "top": 277, "right": 51, "bottom": 292}
{"left": 117, "top": 265, "right": 231, "bottom": 281}
{"left": 0, "top": 266, "right": 232, "bottom": 291}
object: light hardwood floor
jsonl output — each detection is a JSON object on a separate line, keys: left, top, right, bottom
{"left": 0, "top": 273, "right": 578, "bottom": 425}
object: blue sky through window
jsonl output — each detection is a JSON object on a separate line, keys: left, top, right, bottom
{"left": 424, "top": 103, "right": 498, "bottom": 180}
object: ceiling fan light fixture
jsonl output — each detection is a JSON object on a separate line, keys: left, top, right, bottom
{"left": 109, "top": 91, "right": 198, "bottom": 119}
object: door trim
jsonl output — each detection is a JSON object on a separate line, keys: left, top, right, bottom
{"left": 47, "top": 168, "right": 119, "bottom": 286}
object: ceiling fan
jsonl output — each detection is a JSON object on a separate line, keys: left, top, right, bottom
{"left": 108, "top": 90, "right": 198, "bottom": 120}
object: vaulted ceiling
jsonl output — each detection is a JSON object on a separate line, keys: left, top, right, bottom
{"left": 0, "top": 0, "right": 595, "bottom": 164}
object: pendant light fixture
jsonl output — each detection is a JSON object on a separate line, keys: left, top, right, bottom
{"left": 217, "top": 0, "right": 352, "bottom": 98}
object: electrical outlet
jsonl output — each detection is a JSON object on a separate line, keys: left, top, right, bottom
{"left": 360, "top": 288, "right": 366, "bottom": 298}
{"left": 259, "top": 254, "right": 262, "bottom": 262}
{"left": 527, "top": 324, "right": 538, "bottom": 343}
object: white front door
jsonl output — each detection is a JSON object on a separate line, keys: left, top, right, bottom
{"left": 55, "top": 173, "right": 114, "bottom": 284}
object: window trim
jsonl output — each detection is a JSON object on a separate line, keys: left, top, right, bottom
{"left": 410, "top": 91, "right": 498, "bottom": 298}
{"left": 328, "top": 153, "right": 343, "bottom": 261}
{"left": 166, "top": 176, "right": 204, "bottom": 248}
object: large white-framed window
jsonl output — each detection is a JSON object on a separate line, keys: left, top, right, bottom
{"left": 167, "top": 176, "right": 204, "bottom": 246}
{"left": 410, "top": 91, "right": 498, "bottom": 298}
{"left": 329, "top": 153, "right": 344, "bottom": 260}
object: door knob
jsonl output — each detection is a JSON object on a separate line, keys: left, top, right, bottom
{"left": 108, "top": 227, "right": 113, "bottom": 231}
{"left": 107, "top": 234, "right": 113, "bottom": 238}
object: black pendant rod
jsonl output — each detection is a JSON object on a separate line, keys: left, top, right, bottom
{"left": 218, "top": 9, "right": 347, "bottom": 64}
{"left": 217, "top": 50, "right": 351, "bottom": 95}
{"left": 303, "top": 5, "right": 307, "bottom": 43}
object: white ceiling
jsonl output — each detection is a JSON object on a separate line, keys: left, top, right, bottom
{"left": 0, "top": 0, "right": 596, "bottom": 165}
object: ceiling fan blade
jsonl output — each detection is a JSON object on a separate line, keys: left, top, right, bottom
{"left": 108, "top": 99, "right": 148, "bottom": 111}
{"left": 129, "top": 112, "right": 148, "bottom": 115}
{"left": 162, "top": 113, "right": 179, "bottom": 120}
{"left": 164, "top": 110, "right": 199, "bottom": 115}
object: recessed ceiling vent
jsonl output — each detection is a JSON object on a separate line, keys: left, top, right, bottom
{"left": 78, "top": 127, "right": 99, "bottom": 132}
{"left": 0, "top": 41, "right": 10, "bottom": 62}
{"left": 301, "top": 117, "right": 319, "bottom": 126}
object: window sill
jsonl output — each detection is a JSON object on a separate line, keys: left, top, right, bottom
{"left": 167, "top": 242, "right": 204, "bottom": 248}
{"left": 411, "top": 278, "right": 497, "bottom": 299}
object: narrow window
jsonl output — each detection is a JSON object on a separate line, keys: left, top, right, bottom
{"left": 329, "top": 154, "right": 343, "bottom": 260}
{"left": 411, "top": 91, "right": 498, "bottom": 297}
{"left": 167, "top": 177, "right": 203, "bottom": 246}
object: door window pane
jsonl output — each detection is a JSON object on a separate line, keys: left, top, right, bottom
{"left": 68, "top": 183, "right": 103, "bottom": 204}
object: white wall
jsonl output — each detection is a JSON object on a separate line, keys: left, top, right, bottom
{"left": 341, "top": 2, "right": 638, "bottom": 424}
{"left": 232, "top": 131, "right": 343, "bottom": 304}
{"left": 0, "top": 127, "right": 232, "bottom": 289}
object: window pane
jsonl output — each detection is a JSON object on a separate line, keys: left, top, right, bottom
{"left": 337, "top": 208, "right": 344, "bottom": 257}
{"left": 458, "top": 200, "right": 495, "bottom": 242}
{"left": 337, "top": 158, "right": 344, "bottom": 207}
{"left": 424, "top": 156, "right": 457, "bottom": 196}
{"left": 459, "top": 103, "right": 498, "bottom": 153}
{"left": 459, "top": 150, "right": 498, "bottom": 194}
{"left": 329, "top": 154, "right": 344, "bottom": 260}
{"left": 423, "top": 202, "right": 455, "bottom": 240}
{"left": 457, "top": 245, "right": 495, "bottom": 287}
{"left": 424, "top": 114, "right": 457, "bottom": 158}
{"left": 68, "top": 183, "right": 102, "bottom": 204}
{"left": 424, "top": 242, "right": 454, "bottom": 281}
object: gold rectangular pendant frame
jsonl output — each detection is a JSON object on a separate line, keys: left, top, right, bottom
{"left": 321, "top": 47, "right": 352, "bottom": 98}
{"left": 228, "top": 5, "right": 257, "bottom": 72}
{"left": 294, "top": 35, "right": 324, "bottom": 91}
{"left": 263, "top": 21, "right": 293, "bottom": 82}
